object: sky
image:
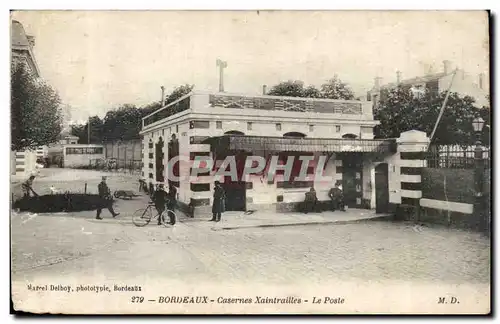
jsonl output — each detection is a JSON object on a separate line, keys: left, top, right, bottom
{"left": 11, "top": 10, "right": 489, "bottom": 123}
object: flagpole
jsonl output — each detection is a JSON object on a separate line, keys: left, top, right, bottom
{"left": 428, "top": 68, "right": 458, "bottom": 147}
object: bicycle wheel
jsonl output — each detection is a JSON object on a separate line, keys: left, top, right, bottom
{"left": 132, "top": 207, "right": 152, "bottom": 227}
{"left": 164, "top": 209, "right": 176, "bottom": 226}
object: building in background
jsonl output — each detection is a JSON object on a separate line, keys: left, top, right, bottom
{"left": 367, "top": 60, "right": 490, "bottom": 109}
{"left": 11, "top": 20, "right": 41, "bottom": 177}
{"left": 140, "top": 91, "right": 398, "bottom": 216}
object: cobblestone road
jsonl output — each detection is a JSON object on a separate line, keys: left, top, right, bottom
{"left": 12, "top": 209, "right": 490, "bottom": 285}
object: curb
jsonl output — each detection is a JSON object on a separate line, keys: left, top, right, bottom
{"left": 216, "top": 215, "right": 393, "bottom": 231}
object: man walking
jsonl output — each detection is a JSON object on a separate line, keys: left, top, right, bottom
{"left": 96, "top": 176, "right": 120, "bottom": 220}
{"left": 303, "top": 187, "right": 318, "bottom": 214}
{"left": 211, "top": 181, "right": 226, "bottom": 222}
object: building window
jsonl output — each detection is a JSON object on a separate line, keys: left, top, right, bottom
{"left": 149, "top": 173, "right": 153, "bottom": 179}
{"left": 162, "top": 129, "right": 164, "bottom": 135}
{"left": 309, "top": 125, "right": 314, "bottom": 132}
{"left": 149, "top": 163, "right": 153, "bottom": 169}
{"left": 176, "top": 125, "right": 179, "bottom": 133}
{"left": 148, "top": 153, "right": 154, "bottom": 159}
{"left": 190, "top": 183, "right": 211, "bottom": 192}
{"left": 247, "top": 122, "right": 252, "bottom": 130}
{"left": 276, "top": 123, "right": 281, "bottom": 131}
{"left": 148, "top": 141, "right": 153, "bottom": 149}
{"left": 190, "top": 121, "right": 210, "bottom": 129}
{"left": 335, "top": 125, "right": 341, "bottom": 132}
{"left": 216, "top": 121, "right": 222, "bottom": 129}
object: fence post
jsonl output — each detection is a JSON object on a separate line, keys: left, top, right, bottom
{"left": 84, "top": 182, "right": 87, "bottom": 194}
{"left": 396, "top": 130, "right": 430, "bottom": 222}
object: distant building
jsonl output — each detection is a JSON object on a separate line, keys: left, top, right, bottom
{"left": 11, "top": 20, "right": 41, "bottom": 177}
{"left": 11, "top": 20, "right": 40, "bottom": 78}
{"left": 367, "top": 60, "right": 490, "bottom": 109}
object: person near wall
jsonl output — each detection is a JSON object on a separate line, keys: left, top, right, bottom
{"left": 328, "top": 182, "right": 346, "bottom": 212}
{"left": 303, "top": 187, "right": 318, "bottom": 214}
{"left": 166, "top": 183, "right": 177, "bottom": 225}
{"left": 211, "top": 181, "right": 226, "bottom": 222}
{"left": 96, "top": 176, "right": 120, "bottom": 220}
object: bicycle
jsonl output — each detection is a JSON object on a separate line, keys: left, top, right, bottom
{"left": 132, "top": 201, "right": 177, "bottom": 227}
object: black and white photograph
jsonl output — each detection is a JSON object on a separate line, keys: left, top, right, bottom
{"left": 9, "top": 9, "right": 491, "bottom": 314}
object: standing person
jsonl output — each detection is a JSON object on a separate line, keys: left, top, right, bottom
{"left": 211, "top": 181, "right": 226, "bottom": 222}
{"left": 151, "top": 184, "right": 168, "bottom": 225}
{"left": 328, "top": 182, "right": 346, "bottom": 212}
{"left": 96, "top": 176, "right": 120, "bottom": 220}
{"left": 21, "top": 175, "right": 37, "bottom": 198}
{"left": 166, "top": 183, "right": 177, "bottom": 225}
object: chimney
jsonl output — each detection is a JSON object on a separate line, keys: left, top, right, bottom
{"left": 479, "top": 73, "right": 485, "bottom": 90}
{"left": 443, "top": 60, "right": 452, "bottom": 74}
{"left": 396, "top": 71, "right": 402, "bottom": 84}
{"left": 160, "top": 86, "right": 165, "bottom": 107}
{"left": 374, "top": 77, "right": 383, "bottom": 89}
{"left": 262, "top": 85, "right": 267, "bottom": 95}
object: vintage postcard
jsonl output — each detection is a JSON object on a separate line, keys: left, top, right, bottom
{"left": 10, "top": 10, "right": 491, "bottom": 315}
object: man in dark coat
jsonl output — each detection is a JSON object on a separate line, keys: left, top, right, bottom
{"left": 152, "top": 184, "right": 168, "bottom": 225}
{"left": 303, "top": 187, "right": 318, "bottom": 214}
{"left": 96, "top": 176, "right": 119, "bottom": 220}
{"left": 211, "top": 181, "right": 226, "bottom": 222}
{"left": 22, "top": 175, "right": 37, "bottom": 198}
{"left": 166, "top": 183, "right": 177, "bottom": 225}
{"left": 328, "top": 182, "right": 346, "bottom": 212}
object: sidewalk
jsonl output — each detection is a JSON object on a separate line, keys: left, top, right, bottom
{"left": 180, "top": 208, "right": 393, "bottom": 230}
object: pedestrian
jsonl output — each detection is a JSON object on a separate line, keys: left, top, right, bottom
{"left": 166, "top": 183, "right": 177, "bottom": 225}
{"left": 96, "top": 176, "right": 120, "bottom": 220}
{"left": 211, "top": 181, "right": 226, "bottom": 222}
{"left": 21, "top": 175, "right": 37, "bottom": 198}
{"left": 328, "top": 182, "right": 346, "bottom": 212}
{"left": 303, "top": 187, "right": 318, "bottom": 214}
{"left": 152, "top": 184, "right": 168, "bottom": 225}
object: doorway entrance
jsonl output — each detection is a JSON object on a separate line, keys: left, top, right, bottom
{"left": 375, "top": 163, "right": 389, "bottom": 213}
{"left": 219, "top": 150, "right": 248, "bottom": 212}
{"left": 155, "top": 137, "right": 164, "bottom": 183}
{"left": 341, "top": 153, "right": 363, "bottom": 208}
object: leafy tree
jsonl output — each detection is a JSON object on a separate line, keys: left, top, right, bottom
{"left": 165, "top": 84, "right": 194, "bottom": 105}
{"left": 102, "top": 104, "right": 142, "bottom": 142}
{"left": 319, "top": 76, "right": 356, "bottom": 100}
{"left": 267, "top": 77, "right": 355, "bottom": 100}
{"left": 70, "top": 116, "right": 104, "bottom": 144}
{"left": 267, "top": 80, "right": 310, "bottom": 97}
{"left": 374, "top": 86, "right": 490, "bottom": 145}
{"left": 11, "top": 63, "right": 63, "bottom": 151}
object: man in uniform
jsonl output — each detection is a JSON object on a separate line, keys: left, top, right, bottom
{"left": 96, "top": 176, "right": 120, "bottom": 220}
{"left": 152, "top": 184, "right": 168, "bottom": 225}
{"left": 328, "top": 182, "right": 346, "bottom": 212}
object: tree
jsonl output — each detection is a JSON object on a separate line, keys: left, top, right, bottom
{"left": 374, "top": 86, "right": 488, "bottom": 145}
{"left": 165, "top": 84, "right": 194, "bottom": 104}
{"left": 319, "top": 76, "right": 356, "bottom": 100}
{"left": 267, "top": 77, "right": 355, "bottom": 100}
{"left": 267, "top": 80, "right": 309, "bottom": 97}
{"left": 102, "top": 104, "right": 142, "bottom": 142}
{"left": 11, "top": 64, "right": 63, "bottom": 151}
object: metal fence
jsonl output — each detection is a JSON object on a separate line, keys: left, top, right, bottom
{"left": 426, "top": 145, "right": 490, "bottom": 169}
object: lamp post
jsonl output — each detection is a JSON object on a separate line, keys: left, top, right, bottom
{"left": 472, "top": 117, "right": 487, "bottom": 235}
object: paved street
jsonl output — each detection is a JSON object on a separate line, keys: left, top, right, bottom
{"left": 10, "top": 169, "right": 491, "bottom": 314}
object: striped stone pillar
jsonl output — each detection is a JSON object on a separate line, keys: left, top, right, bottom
{"left": 396, "top": 130, "right": 430, "bottom": 219}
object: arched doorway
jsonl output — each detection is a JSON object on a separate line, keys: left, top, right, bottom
{"left": 224, "top": 130, "right": 245, "bottom": 136}
{"left": 283, "top": 132, "right": 307, "bottom": 138}
{"left": 375, "top": 163, "right": 389, "bottom": 213}
{"left": 155, "top": 137, "right": 164, "bottom": 183}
